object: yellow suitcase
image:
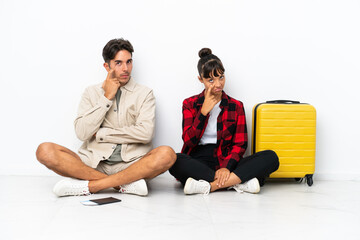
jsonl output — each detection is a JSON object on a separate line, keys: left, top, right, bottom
{"left": 252, "top": 100, "right": 316, "bottom": 186}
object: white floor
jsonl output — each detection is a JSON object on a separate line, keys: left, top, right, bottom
{"left": 1, "top": 173, "right": 359, "bottom": 240}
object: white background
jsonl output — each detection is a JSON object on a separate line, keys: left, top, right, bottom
{"left": 0, "top": 0, "right": 359, "bottom": 179}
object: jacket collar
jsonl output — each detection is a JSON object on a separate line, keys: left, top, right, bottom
{"left": 98, "top": 77, "right": 136, "bottom": 94}
{"left": 120, "top": 77, "right": 136, "bottom": 92}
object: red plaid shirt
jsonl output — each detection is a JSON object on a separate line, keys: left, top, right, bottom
{"left": 181, "top": 90, "right": 248, "bottom": 171}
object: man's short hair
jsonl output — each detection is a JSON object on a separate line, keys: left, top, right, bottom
{"left": 102, "top": 38, "right": 134, "bottom": 63}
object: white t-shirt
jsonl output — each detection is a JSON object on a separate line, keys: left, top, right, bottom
{"left": 199, "top": 101, "right": 221, "bottom": 145}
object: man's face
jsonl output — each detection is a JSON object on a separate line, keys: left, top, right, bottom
{"left": 104, "top": 50, "right": 133, "bottom": 86}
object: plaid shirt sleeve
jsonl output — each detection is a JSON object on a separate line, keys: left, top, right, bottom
{"left": 222, "top": 102, "right": 248, "bottom": 171}
{"left": 181, "top": 97, "right": 208, "bottom": 150}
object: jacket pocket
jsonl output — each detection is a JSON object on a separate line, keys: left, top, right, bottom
{"left": 126, "top": 105, "right": 138, "bottom": 125}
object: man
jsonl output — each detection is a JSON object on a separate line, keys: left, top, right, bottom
{"left": 36, "top": 38, "right": 176, "bottom": 196}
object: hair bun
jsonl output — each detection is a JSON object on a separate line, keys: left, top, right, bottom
{"left": 198, "top": 48, "right": 212, "bottom": 58}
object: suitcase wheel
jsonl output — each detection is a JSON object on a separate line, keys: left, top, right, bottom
{"left": 294, "top": 175, "right": 313, "bottom": 186}
{"left": 305, "top": 174, "right": 313, "bottom": 186}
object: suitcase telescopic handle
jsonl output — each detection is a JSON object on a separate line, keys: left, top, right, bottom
{"left": 266, "top": 100, "right": 300, "bottom": 104}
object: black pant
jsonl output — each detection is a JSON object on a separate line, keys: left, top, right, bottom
{"left": 169, "top": 144, "right": 279, "bottom": 186}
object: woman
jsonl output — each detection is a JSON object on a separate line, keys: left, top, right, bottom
{"left": 169, "top": 48, "right": 279, "bottom": 195}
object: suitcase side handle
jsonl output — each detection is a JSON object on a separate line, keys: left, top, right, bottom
{"left": 266, "top": 100, "right": 300, "bottom": 104}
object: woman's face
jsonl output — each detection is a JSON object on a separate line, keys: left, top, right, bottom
{"left": 198, "top": 70, "right": 225, "bottom": 96}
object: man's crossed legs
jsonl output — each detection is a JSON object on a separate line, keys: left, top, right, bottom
{"left": 36, "top": 142, "right": 176, "bottom": 196}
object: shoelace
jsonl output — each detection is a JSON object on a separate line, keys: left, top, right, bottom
{"left": 234, "top": 186, "right": 244, "bottom": 193}
{"left": 119, "top": 182, "right": 136, "bottom": 193}
{"left": 203, "top": 188, "right": 210, "bottom": 195}
{"left": 64, "top": 184, "right": 90, "bottom": 196}
{"left": 228, "top": 184, "right": 244, "bottom": 193}
{"left": 198, "top": 180, "right": 210, "bottom": 195}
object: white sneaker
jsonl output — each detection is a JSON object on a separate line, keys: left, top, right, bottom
{"left": 53, "top": 178, "right": 90, "bottom": 197}
{"left": 119, "top": 179, "right": 148, "bottom": 196}
{"left": 230, "top": 178, "right": 260, "bottom": 194}
{"left": 184, "top": 177, "right": 211, "bottom": 195}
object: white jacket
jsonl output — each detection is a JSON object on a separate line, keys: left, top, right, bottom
{"left": 74, "top": 77, "right": 155, "bottom": 168}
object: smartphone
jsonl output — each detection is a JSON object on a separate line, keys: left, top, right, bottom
{"left": 81, "top": 197, "right": 121, "bottom": 206}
